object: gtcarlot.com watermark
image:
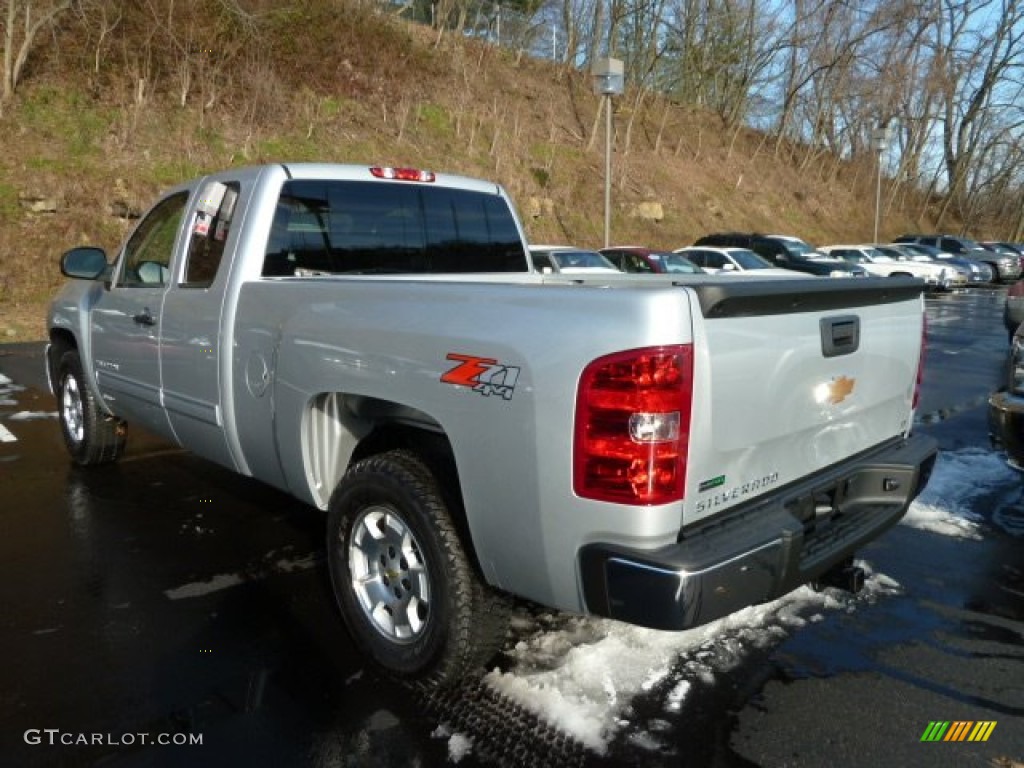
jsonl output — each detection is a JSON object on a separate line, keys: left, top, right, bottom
{"left": 25, "top": 729, "right": 202, "bottom": 747}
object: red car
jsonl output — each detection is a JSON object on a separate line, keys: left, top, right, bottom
{"left": 599, "top": 246, "right": 704, "bottom": 275}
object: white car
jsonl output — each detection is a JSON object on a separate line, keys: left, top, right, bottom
{"left": 820, "top": 244, "right": 954, "bottom": 290}
{"left": 675, "top": 246, "right": 811, "bottom": 278}
{"left": 875, "top": 244, "right": 969, "bottom": 290}
{"left": 529, "top": 245, "right": 621, "bottom": 275}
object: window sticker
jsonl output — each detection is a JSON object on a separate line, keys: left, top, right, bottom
{"left": 194, "top": 211, "right": 211, "bottom": 237}
{"left": 220, "top": 186, "right": 238, "bottom": 221}
{"left": 197, "top": 181, "right": 227, "bottom": 216}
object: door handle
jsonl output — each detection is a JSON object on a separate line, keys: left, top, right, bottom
{"left": 133, "top": 309, "right": 156, "bottom": 326}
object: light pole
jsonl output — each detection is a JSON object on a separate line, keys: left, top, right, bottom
{"left": 872, "top": 124, "right": 893, "bottom": 244}
{"left": 591, "top": 58, "right": 624, "bottom": 248}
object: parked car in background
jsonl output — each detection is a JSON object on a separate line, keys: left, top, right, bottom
{"left": 599, "top": 246, "right": 704, "bottom": 275}
{"left": 980, "top": 241, "right": 1024, "bottom": 277}
{"left": 820, "top": 244, "right": 954, "bottom": 291}
{"left": 872, "top": 244, "right": 969, "bottom": 290}
{"left": 892, "top": 242, "right": 993, "bottom": 284}
{"left": 692, "top": 232, "right": 866, "bottom": 277}
{"left": 675, "top": 246, "right": 809, "bottom": 278}
{"left": 981, "top": 241, "right": 1024, "bottom": 258}
{"left": 529, "top": 245, "right": 621, "bottom": 274}
{"left": 989, "top": 323, "right": 1024, "bottom": 469}
{"left": 895, "top": 234, "right": 1021, "bottom": 282}
{"left": 1003, "top": 279, "right": 1024, "bottom": 342}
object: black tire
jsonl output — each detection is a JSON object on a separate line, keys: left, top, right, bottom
{"left": 327, "top": 449, "right": 507, "bottom": 685}
{"left": 56, "top": 349, "right": 125, "bottom": 465}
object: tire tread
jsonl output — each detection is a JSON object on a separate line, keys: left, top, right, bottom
{"left": 57, "top": 349, "right": 125, "bottom": 466}
{"left": 329, "top": 449, "right": 509, "bottom": 685}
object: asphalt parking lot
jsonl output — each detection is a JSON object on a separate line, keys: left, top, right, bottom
{"left": 1, "top": 287, "right": 1022, "bottom": 768}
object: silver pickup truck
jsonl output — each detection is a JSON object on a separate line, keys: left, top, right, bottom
{"left": 47, "top": 163, "right": 937, "bottom": 684}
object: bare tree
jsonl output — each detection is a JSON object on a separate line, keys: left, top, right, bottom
{"left": 74, "top": 0, "right": 122, "bottom": 76}
{"left": 930, "top": 0, "right": 1024, "bottom": 227}
{"left": 550, "top": 0, "right": 603, "bottom": 67}
{"left": 1, "top": 0, "right": 72, "bottom": 102}
{"left": 656, "top": 0, "right": 779, "bottom": 129}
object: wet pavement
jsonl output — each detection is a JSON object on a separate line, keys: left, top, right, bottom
{"left": 1, "top": 288, "right": 1022, "bottom": 768}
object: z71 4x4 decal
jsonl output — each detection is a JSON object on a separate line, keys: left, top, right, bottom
{"left": 441, "top": 353, "right": 521, "bottom": 400}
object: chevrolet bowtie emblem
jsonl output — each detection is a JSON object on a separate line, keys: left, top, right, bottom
{"left": 826, "top": 376, "right": 855, "bottom": 404}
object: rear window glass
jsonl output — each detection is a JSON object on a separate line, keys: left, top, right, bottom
{"left": 262, "top": 180, "right": 527, "bottom": 276}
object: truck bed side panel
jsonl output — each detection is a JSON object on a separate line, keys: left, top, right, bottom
{"left": 231, "top": 278, "right": 695, "bottom": 613}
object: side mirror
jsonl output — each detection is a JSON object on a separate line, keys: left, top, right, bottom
{"left": 60, "top": 247, "right": 108, "bottom": 280}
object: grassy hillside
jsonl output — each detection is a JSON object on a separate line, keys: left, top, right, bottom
{"left": 0, "top": 0, "right": 943, "bottom": 341}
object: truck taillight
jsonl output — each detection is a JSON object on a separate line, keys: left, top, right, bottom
{"left": 574, "top": 346, "right": 693, "bottom": 505}
{"left": 369, "top": 166, "right": 436, "bottom": 182}
{"left": 914, "top": 314, "right": 927, "bottom": 410}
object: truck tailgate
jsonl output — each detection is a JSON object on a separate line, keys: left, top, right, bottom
{"left": 683, "top": 278, "right": 924, "bottom": 525}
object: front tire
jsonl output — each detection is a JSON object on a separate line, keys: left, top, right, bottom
{"left": 56, "top": 349, "right": 125, "bottom": 465}
{"left": 327, "top": 449, "right": 507, "bottom": 685}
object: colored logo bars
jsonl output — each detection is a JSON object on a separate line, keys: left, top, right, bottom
{"left": 920, "top": 721, "right": 997, "bottom": 742}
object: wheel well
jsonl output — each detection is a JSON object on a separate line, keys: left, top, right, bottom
{"left": 47, "top": 328, "right": 77, "bottom": 387}
{"left": 303, "top": 393, "right": 481, "bottom": 574}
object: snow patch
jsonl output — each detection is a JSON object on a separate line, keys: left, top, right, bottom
{"left": 447, "top": 732, "right": 473, "bottom": 763}
{"left": 8, "top": 410, "right": 57, "bottom": 421}
{"left": 902, "top": 447, "right": 1015, "bottom": 539}
{"left": 664, "top": 680, "right": 691, "bottom": 713}
{"left": 485, "top": 579, "right": 876, "bottom": 754}
{"left": 163, "top": 552, "right": 318, "bottom": 599}
{"left": 274, "top": 553, "right": 318, "bottom": 572}
{"left": 163, "top": 572, "right": 245, "bottom": 599}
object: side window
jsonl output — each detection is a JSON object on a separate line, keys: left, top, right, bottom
{"left": 627, "top": 254, "right": 653, "bottom": 273}
{"left": 940, "top": 238, "right": 959, "bottom": 252}
{"left": 706, "top": 253, "right": 727, "bottom": 269}
{"left": 532, "top": 252, "right": 553, "bottom": 271}
{"left": 120, "top": 192, "right": 189, "bottom": 287}
{"left": 182, "top": 181, "right": 240, "bottom": 288}
{"left": 687, "top": 250, "right": 708, "bottom": 267}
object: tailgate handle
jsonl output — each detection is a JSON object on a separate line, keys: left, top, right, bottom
{"left": 820, "top": 315, "right": 859, "bottom": 357}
